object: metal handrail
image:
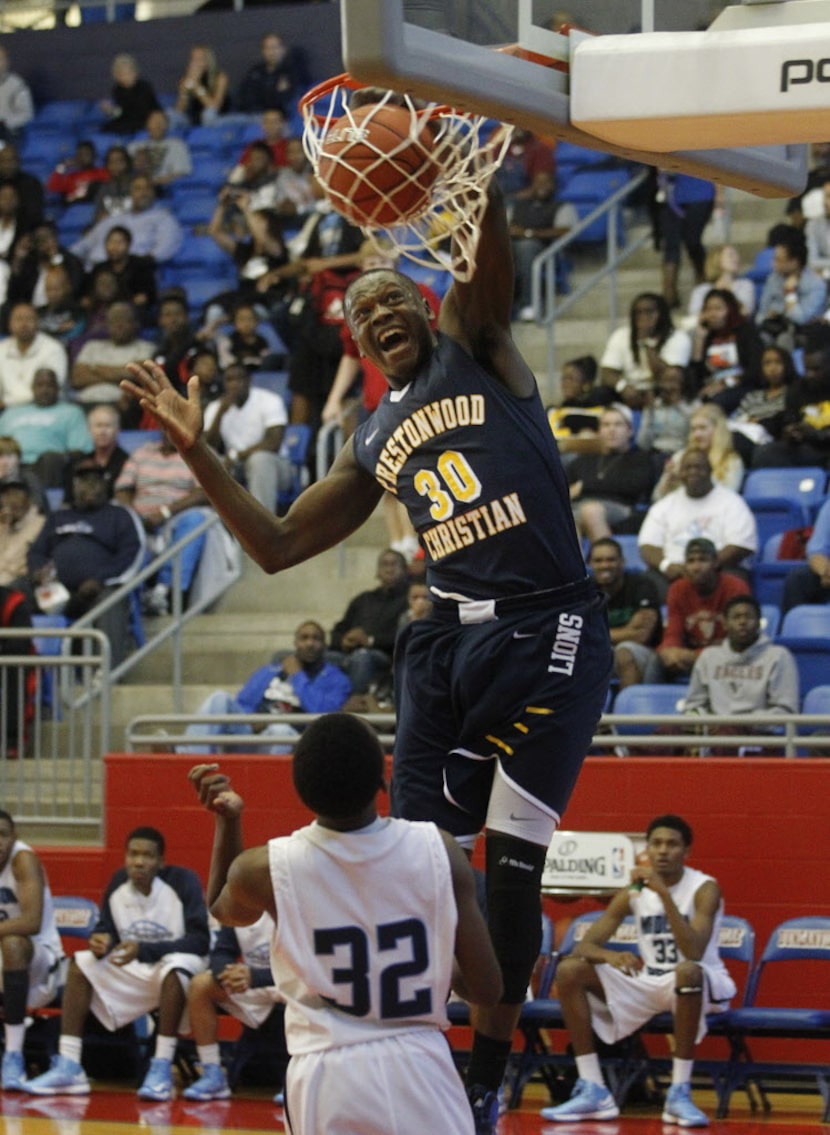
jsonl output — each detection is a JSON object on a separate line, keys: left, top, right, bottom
{"left": 125, "top": 709, "right": 830, "bottom": 759}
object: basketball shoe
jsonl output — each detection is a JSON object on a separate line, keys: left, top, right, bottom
{"left": 662, "top": 1083, "right": 709, "bottom": 1126}
{"left": 137, "top": 1057, "right": 174, "bottom": 1101}
{"left": 23, "top": 1054, "right": 90, "bottom": 1096}
{"left": 182, "top": 1063, "right": 231, "bottom": 1101}
{"left": 541, "top": 1078, "right": 620, "bottom": 1121}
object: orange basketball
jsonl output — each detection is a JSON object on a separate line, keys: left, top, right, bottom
{"left": 317, "top": 103, "right": 438, "bottom": 227}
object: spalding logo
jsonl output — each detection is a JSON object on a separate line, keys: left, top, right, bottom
{"left": 325, "top": 124, "right": 370, "bottom": 145}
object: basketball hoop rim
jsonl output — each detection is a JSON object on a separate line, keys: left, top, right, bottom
{"left": 299, "top": 73, "right": 456, "bottom": 125}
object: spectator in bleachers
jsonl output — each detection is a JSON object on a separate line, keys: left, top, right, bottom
{"left": 755, "top": 226, "right": 826, "bottom": 347}
{"left": 229, "top": 108, "right": 290, "bottom": 178}
{"left": 684, "top": 595, "right": 799, "bottom": 752}
{"left": 27, "top": 459, "right": 144, "bottom": 668}
{"left": 83, "top": 225, "right": 157, "bottom": 322}
{"left": 496, "top": 128, "right": 556, "bottom": 201}
{"left": 781, "top": 496, "right": 830, "bottom": 614}
{"left": 0, "top": 303, "right": 67, "bottom": 409}
{"left": 751, "top": 326, "right": 830, "bottom": 467}
{"left": 205, "top": 192, "right": 293, "bottom": 330}
{"left": 600, "top": 292, "right": 691, "bottom": 410}
{"left": 182, "top": 912, "right": 282, "bottom": 1102}
{"left": 46, "top": 140, "right": 109, "bottom": 208}
{"left": 328, "top": 549, "right": 410, "bottom": 697}
{"left": 0, "top": 809, "right": 64, "bottom": 1091}
{"left": 236, "top": 32, "right": 310, "bottom": 117}
{"left": 179, "top": 619, "right": 357, "bottom": 756}
{"left": 653, "top": 403, "right": 744, "bottom": 499}
{"left": 0, "top": 435, "right": 46, "bottom": 514}
{"left": 285, "top": 205, "right": 364, "bottom": 428}
{"left": 547, "top": 354, "right": 614, "bottom": 460}
{"left": 89, "top": 145, "right": 134, "bottom": 222}
{"left": 397, "top": 578, "right": 433, "bottom": 632}
{"left": 214, "top": 301, "right": 280, "bottom": 373}
{"left": 635, "top": 365, "right": 693, "bottom": 459}
{"left": 805, "top": 178, "right": 830, "bottom": 279}
{"left": 190, "top": 347, "right": 223, "bottom": 406}
{"left": 0, "top": 46, "right": 33, "bottom": 143}
{"left": 224, "top": 142, "right": 280, "bottom": 213}
{"left": 99, "top": 52, "right": 160, "bottom": 136}
{"left": 72, "top": 269, "right": 121, "bottom": 357}
{"left": 638, "top": 451, "right": 757, "bottom": 602}
{"left": 588, "top": 537, "right": 662, "bottom": 687}
{"left": 0, "top": 368, "right": 89, "bottom": 487}
{"left": 151, "top": 291, "right": 201, "bottom": 395}
{"left": 64, "top": 403, "right": 127, "bottom": 503}
{"left": 687, "top": 287, "right": 763, "bottom": 414}
{"left": 174, "top": 44, "right": 230, "bottom": 127}
{"left": 203, "top": 363, "right": 290, "bottom": 511}
{"left": 729, "top": 345, "right": 798, "bottom": 466}
{"left": 656, "top": 173, "right": 716, "bottom": 310}
{"left": 786, "top": 142, "right": 830, "bottom": 230}
{"left": 71, "top": 301, "right": 155, "bottom": 419}
{"left": 0, "top": 144, "right": 44, "bottom": 232}
{"left": 6, "top": 220, "right": 85, "bottom": 311}
{"left": 114, "top": 431, "right": 209, "bottom": 616}
{"left": 0, "top": 184, "right": 29, "bottom": 269}
{"left": 272, "top": 136, "right": 317, "bottom": 219}
{"left": 128, "top": 109, "right": 192, "bottom": 191}
{"left": 0, "top": 478, "right": 44, "bottom": 589}
{"left": 71, "top": 175, "right": 184, "bottom": 272}
{"left": 657, "top": 537, "right": 751, "bottom": 680}
{"left": 508, "top": 169, "right": 577, "bottom": 321}
{"left": 568, "top": 404, "right": 656, "bottom": 542}
{"left": 685, "top": 244, "right": 756, "bottom": 322}
{"left": 36, "top": 264, "right": 86, "bottom": 345}
{"left": 22, "top": 826, "right": 209, "bottom": 1102}
{"left": 540, "top": 813, "right": 734, "bottom": 1128}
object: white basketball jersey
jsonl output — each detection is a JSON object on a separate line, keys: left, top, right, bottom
{"left": 235, "top": 911, "right": 275, "bottom": 971}
{"left": 631, "top": 865, "right": 728, "bottom": 978}
{"left": 0, "top": 839, "right": 63, "bottom": 956}
{"left": 268, "top": 817, "right": 456, "bottom": 1055}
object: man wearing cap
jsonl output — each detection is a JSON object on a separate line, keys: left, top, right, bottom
{"left": 637, "top": 450, "right": 757, "bottom": 601}
{"left": 568, "top": 405, "right": 657, "bottom": 543}
{"left": 657, "top": 537, "right": 751, "bottom": 680}
{"left": 27, "top": 460, "right": 144, "bottom": 668}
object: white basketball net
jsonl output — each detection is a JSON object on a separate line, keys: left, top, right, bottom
{"left": 301, "top": 80, "right": 514, "bottom": 282}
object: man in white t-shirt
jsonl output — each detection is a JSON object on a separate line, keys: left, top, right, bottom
{"left": 637, "top": 450, "right": 757, "bottom": 600}
{"left": 203, "top": 364, "right": 291, "bottom": 510}
{"left": 0, "top": 303, "right": 67, "bottom": 409}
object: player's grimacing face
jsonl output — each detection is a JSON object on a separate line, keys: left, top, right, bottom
{"left": 346, "top": 271, "right": 433, "bottom": 385}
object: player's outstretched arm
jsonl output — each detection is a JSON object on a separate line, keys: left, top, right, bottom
{"left": 123, "top": 361, "right": 384, "bottom": 573}
{"left": 441, "top": 831, "right": 503, "bottom": 1007}
{"left": 440, "top": 173, "right": 537, "bottom": 398}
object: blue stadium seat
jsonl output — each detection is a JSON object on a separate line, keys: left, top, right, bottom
{"left": 613, "top": 534, "right": 647, "bottom": 572}
{"left": 185, "top": 123, "right": 242, "bottom": 158}
{"left": 779, "top": 604, "right": 830, "bottom": 638}
{"left": 34, "top": 99, "right": 93, "bottom": 127}
{"left": 752, "top": 532, "right": 801, "bottom": 608}
{"left": 760, "top": 603, "right": 781, "bottom": 637}
{"left": 119, "top": 430, "right": 161, "bottom": 454}
{"left": 175, "top": 233, "right": 235, "bottom": 272}
{"left": 611, "top": 684, "right": 690, "bottom": 734}
{"left": 772, "top": 636, "right": 830, "bottom": 698}
{"left": 173, "top": 191, "right": 221, "bottom": 227}
{"left": 175, "top": 156, "right": 231, "bottom": 193}
{"left": 742, "top": 467, "right": 827, "bottom": 524}
{"left": 278, "top": 424, "right": 312, "bottom": 512}
{"left": 252, "top": 370, "right": 289, "bottom": 401}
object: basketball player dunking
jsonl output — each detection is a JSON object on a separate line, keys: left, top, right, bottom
{"left": 123, "top": 127, "right": 612, "bottom": 1134}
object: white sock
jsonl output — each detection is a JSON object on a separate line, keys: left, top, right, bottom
{"left": 4, "top": 1023, "right": 25, "bottom": 1054}
{"left": 672, "top": 1058, "right": 694, "bottom": 1086}
{"left": 197, "top": 1044, "right": 221, "bottom": 1069}
{"left": 154, "top": 1035, "right": 177, "bottom": 1063}
{"left": 59, "top": 1036, "right": 83, "bottom": 1065}
{"left": 575, "top": 1052, "right": 605, "bottom": 1087}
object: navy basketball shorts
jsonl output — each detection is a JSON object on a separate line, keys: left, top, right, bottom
{"left": 391, "top": 583, "right": 612, "bottom": 840}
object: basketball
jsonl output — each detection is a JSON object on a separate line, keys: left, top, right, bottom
{"left": 316, "top": 103, "right": 438, "bottom": 228}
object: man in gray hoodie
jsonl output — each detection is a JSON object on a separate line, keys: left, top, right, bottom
{"left": 684, "top": 594, "right": 799, "bottom": 753}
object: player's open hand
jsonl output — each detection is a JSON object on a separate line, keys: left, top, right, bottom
{"left": 188, "top": 763, "right": 244, "bottom": 817}
{"left": 121, "top": 361, "right": 204, "bottom": 452}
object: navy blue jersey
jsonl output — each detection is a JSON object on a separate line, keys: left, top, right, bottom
{"left": 352, "top": 334, "right": 585, "bottom": 599}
